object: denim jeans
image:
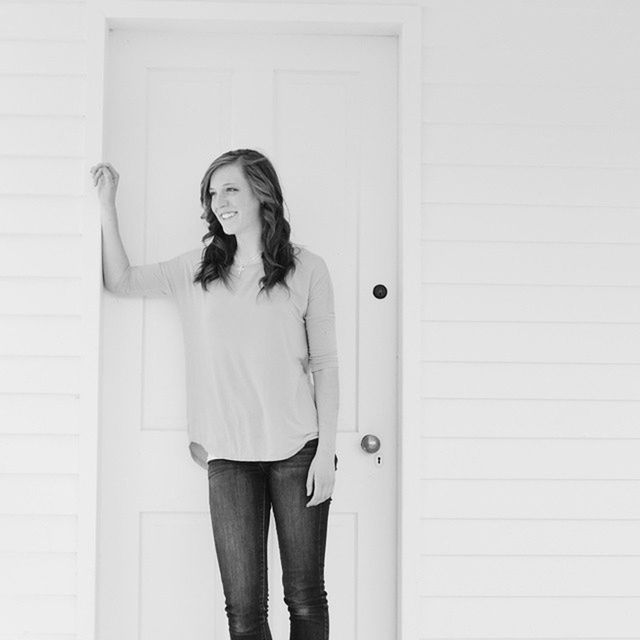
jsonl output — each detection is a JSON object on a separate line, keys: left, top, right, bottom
{"left": 208, "top": 437, "right": 338, "bottom": 640}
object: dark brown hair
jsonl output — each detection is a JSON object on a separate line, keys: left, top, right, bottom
{"left": 193, "top": 149, "right": 299, "bottom": 298}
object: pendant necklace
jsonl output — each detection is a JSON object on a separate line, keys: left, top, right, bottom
{"left": 232, "top": 250, "right": 262, "bottom": 274}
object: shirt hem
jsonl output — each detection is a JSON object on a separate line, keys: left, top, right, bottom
{"left": 192, "top": 434, "right": 321, "bottom": 468}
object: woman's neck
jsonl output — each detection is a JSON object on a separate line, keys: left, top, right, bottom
{"left": 233, "top": 229, "right": 262, "bottom": 262}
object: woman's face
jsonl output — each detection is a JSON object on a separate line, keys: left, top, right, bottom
{"left": 208, "top": 162, "right": 262, "bottom": 236}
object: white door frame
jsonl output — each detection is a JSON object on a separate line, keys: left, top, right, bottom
{"left": 81, "top": 2, "right": 422, "bottom": 639}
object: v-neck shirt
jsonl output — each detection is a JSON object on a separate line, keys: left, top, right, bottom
{"left": 108, "top": 243, "right": 339, "bottom": 470}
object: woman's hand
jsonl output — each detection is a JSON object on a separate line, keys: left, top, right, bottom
{"left": 306, "top": 449, "right": 336, "bottom": 507}
{"left": 89, "top": 162, "right": 120, "bottom": 209}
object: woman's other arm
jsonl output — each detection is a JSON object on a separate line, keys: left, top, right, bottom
{"left": 304, "top": 255, "right": 340, "bottom": 507}
{"left": 306, "top": 255, "right": 340, "bottom": 455}
{"left": 313, "top": 367, "right": 339, "bottom": 455}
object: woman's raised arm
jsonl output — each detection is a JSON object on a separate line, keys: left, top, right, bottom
{"left": 90, "top": 162, "right": 177, "bottom": 298}
{"left": 90, "top": 162, "right": 130, "bottom": 292}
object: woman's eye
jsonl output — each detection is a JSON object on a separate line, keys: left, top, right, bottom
{"left": 210, "top": 187, "right": 237, "bottom": 196}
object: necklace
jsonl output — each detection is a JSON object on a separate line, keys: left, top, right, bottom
{"left": 232, "top": 250, "right": 262, "bottom": 274}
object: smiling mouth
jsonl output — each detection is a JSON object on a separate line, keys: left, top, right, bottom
{"left": 220, "top": 211, "right": 238, "bottom": 220}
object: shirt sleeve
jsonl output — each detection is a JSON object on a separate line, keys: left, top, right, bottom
{"left": 304, "top": 256, "right": 339, "bottom": 373}
{"left": 108, "top": 253, "right": 184, "bottom": 298}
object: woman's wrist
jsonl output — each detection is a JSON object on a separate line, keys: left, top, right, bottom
{"left": 316, "top": 440, "right": 336, "bottom": 455}
{"left": 100, "top": 203, "right": 118, "bottom": 218}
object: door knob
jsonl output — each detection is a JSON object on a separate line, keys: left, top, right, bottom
{"left": 360, "top": 434, "right": 381, "bottom": 453}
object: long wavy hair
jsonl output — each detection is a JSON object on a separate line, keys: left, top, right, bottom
{"left": 193, "top": 149, "right": 299, "bottom": 298}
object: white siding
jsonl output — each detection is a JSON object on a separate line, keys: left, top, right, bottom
{"left": 0, "top": 1, "right": 85, "bottom": 638}
{"left": 419, "top": 0, "right": 640, "bottom": 638}
{"left": 2, "top": 0, "right": 640, "bottom": 638}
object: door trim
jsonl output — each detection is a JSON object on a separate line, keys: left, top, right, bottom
{"left": 82, "top": 2, "right": 422, "bottom": 639}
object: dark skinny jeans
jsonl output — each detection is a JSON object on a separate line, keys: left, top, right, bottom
{"left": 208, "top": 437, "right": 338, "bottom": 640}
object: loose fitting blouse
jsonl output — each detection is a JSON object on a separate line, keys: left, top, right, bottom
{"left": 109, "top": 243, "right": 339, "bottom": 470}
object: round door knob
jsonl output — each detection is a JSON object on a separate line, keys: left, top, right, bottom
{"left": 360, "top": 434, "right": 381, "bottom": 454}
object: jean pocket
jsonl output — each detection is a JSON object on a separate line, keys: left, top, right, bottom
{"left": 208, "top": 459, "right": 229, "bottom": 480}
{"left": 294, "top": 438, "right": 318, "bottom": 456}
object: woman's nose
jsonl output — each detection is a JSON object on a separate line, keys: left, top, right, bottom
{"left": 213, "top": 196, "right": 227, "bottom": 209}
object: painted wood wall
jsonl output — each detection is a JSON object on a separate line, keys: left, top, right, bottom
{"left": 1, "top": 0, "right": 639, "bottom": 638}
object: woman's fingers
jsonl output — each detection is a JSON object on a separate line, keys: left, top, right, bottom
{"left": 90, "top": 166, "right": 103, "bottom": 185}
{"left": 90, "top": 164, "right": 104, "bottom": 182}
{"left": 103, "top": 162, "right": 119, "bottom": 180}
{"left": 89, "top": 164, "right": 116, "bottom": 189}
{"left": 89, "top": 162, "right": 118, "bottom": 179}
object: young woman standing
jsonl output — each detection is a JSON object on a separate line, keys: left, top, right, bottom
{"left": 90, "top": 148, "right": 339, "bottom": 640}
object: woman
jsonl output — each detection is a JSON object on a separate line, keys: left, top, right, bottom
{"left": 90, "top": 149, "right": 339, "bottom": 640}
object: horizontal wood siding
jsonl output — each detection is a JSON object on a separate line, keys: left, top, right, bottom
{"left": 0, "top": 1, "right": 85, "bottom": 637}
{"left": 420, "top": 1, "right": 640, "bottom": 638}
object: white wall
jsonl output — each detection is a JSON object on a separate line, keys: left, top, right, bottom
{"left": 1, "top": 0, "right": 639, "bottom": 638}
{"left": 419, "top": 1, "right": 640, "bottom": 636}
{"left": 0, "top": 1, "right": 86, "bottom": 638}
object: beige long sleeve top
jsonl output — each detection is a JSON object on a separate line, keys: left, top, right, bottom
{"left": 109, "top": 243, "right": 339, "bottom": 470}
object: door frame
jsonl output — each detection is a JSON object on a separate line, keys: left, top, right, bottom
{"left": 81, "top": 2, "right": 422, "bottom": 639}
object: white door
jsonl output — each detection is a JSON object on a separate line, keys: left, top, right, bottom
{"left": 98, "top": 27, "right": 398, "bottom": 640}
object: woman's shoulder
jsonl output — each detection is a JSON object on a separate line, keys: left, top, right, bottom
{"left": 171, "top": 246, "right": 206, "bottom": 271}
{"left": 292, "top": 243, "right": 328, "bottom": 272}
